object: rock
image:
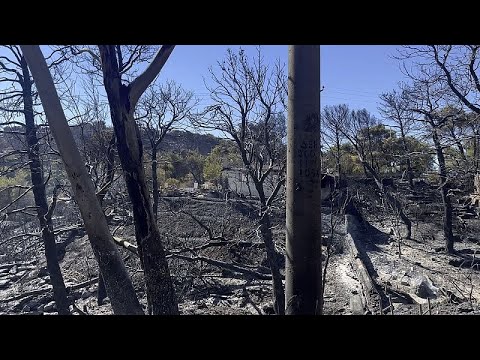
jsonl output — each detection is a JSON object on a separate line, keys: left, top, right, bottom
{"left": 9, "top": 265, "right": 17, "bottom": 274}
{"left": 37, "top": 304, "right": 45, "bottom": 312}
{"left": 81, "top": 290, "right": 91, "bottom": 299}
{"left": 44, "top": 301, "right": 56, "bottom": 312}
{"left": 22, "top": 305, "right": 31, "bottom": 313}
{"left": 400, "top": 277, "right": 410, "bottom": 286}
{"left": 0, "top": 279, "right": 10, "bottom": 289}
{"left": 413, "top": 275, "right": 439, "bottom": 299}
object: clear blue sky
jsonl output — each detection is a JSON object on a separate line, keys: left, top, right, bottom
{"left": 0, "top": 45, "right": 408, "bottom": 124}
{"left": 159, "top": 45, "right": 406, "bottom": 119}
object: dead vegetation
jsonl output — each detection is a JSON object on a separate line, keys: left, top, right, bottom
{"left": 1, "top": 176, "right": 479, "bottom": 315}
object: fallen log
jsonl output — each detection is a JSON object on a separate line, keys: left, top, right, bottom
{"left": 169, "top": 253, "right": 277, "bottom": 281}
{"left": 345, "top": 212, "right": 389, "bottom": 315}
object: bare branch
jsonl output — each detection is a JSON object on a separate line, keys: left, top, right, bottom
{"left": 129, "top": 45, "right": 176, "bottom": 108}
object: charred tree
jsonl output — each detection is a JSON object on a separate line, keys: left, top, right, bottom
{"left": 20, "top": 56, "right": 70, "bottom": 315}
{"left": 98, "top": 45, "right": 178, "bottom": 315}
{"left": 21, "top": 45, "right": 144, "bottom": 315}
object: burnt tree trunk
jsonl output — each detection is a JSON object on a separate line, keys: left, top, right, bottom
{"left": 399, "top": 126, "right": 414, "bottom": 190}
{"left": 449, "top": 127, "right": 467, "bottom": 163}
{"left": 432, "top": 129, "right": 454, "bottom": 253}
{"left": 21, "top": 59, "right": 70, "bottom": 315}
{"left": 22, "top": 45, "right": 144, "bottom": 315}
{"left": 151, "top": 148, "right": 159, "bottom": 220}
{"left": 255, "top": 183, "right": 285, "bottom": 315}
{"left": 97, "top": 134, "right": 116, "bottom": 305}
{"left": 335, "top": 131, "right": 342, "bottom": 188}
{"left": 99, "top": 45, "right": 178, "bottom": 315}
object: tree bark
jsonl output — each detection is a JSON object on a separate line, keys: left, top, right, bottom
{"left": 399, "top": 126, "right": 414, "bottom": 190}
{"left": 21, "top": 58, "right": 70, "bottom": 315}
{"left": 151, "top": 148, "right": 159, "bottom": 220}
{"left": 98, "top": 45, "right": 178, "bottom": 315}
{"left": 432, "top": 129, "right": 454, "bottom": 253}
{"left": 335, "top": 131, "right": 342, "bottom": 188}
{"left": 20, "top": 45, "right": 144, "bottom": 315}
{"left": 258, "top": 210, "right": 285, "bottom": 314}
{"left": 97, "top": 133, "right": 116, "bottom": 305}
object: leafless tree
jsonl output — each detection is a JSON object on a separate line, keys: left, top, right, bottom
{"left": 20, "top": 45, "right": 144, "bottom": 314}
{"left": 378, "top": 89, "right": 416, "bottom": 189}
{"left": 197, "top": 47, "right": 287, "bottom": 314}
{"left": 97, "top": 45, "right": 178, "bottom": 315}
{"left": 402, "top": 71, "right": 459, "bottom": 253}
{"left": 337, "top": 107, "right": 412, "bottom": 239}
{"left": 136, "top": 80, "right": 196, "bottom": 219}
{"left": 322, "top": 104, "right": 348, "bottom": 186}
{"left": 0, "top": 45, "right": 71, "bottom": 314}
{"left": 398, "top": 45, "right": 480, "bottom": 190}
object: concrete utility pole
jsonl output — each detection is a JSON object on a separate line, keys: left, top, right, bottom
{"left": 285, "top": 45, "right": 322, "bottom": 314}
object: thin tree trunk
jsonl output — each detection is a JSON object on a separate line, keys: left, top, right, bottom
{"left": 432, "top": 129, "right": 454, "bottom": 253}
{"left": 151, "top": 148, "right": 159, "bottom": 220}
{"left": 449, "top": 127, "right": 467, "bottom": 162}
{"left": 96, "top": 133, "right": 116, "bottom": 305}
{"left": 259, "top": 209, "right": 285, "bottom": 315}
{"left": 21, "top": 45, "right": 144, "bottom": 315}
{"left": 335, "top": 131, "right": 342, "bottom": 188}
{"left": 399, "top": 127, "right": 414, "bottom": 190}
{"left": 254, "top": 182, "right": 285, "bottom": 315}
{"left": 21, "top": 59, "right": 70, "bottom": 315}
{"left": 99, "top": 45, "right": 178, "bottom": 315}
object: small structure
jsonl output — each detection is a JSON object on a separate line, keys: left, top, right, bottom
{"left": 222, "top": 166, "right": 335, "bottom": 202}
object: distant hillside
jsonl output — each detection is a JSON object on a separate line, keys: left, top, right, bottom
{"left": 156, "top": 130, "right": 220, "bottom": 156}
{"left": 0, "top": 124, "right": 222, "bottom": 160}
{"left": 68, "top": 125, "right": 221, "bottom": 156}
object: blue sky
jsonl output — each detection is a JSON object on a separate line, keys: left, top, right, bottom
{"left": 159, "top": 45, "right": 406, "bottom": 119}
{"left": 0, "top": 45, "right": 409, "bottom": 125}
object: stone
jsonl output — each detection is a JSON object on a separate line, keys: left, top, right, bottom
{"left": 22, "top": 305, "right": 31, "bottom": 313}
{"left": 9, "top": 265, "right": 17, "bottom": 274}
{"left": 400, "top": 277, "right": 410, "bottom": 286}
{"left": 413, "top": 275, "right": 439, "bottom": 299}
